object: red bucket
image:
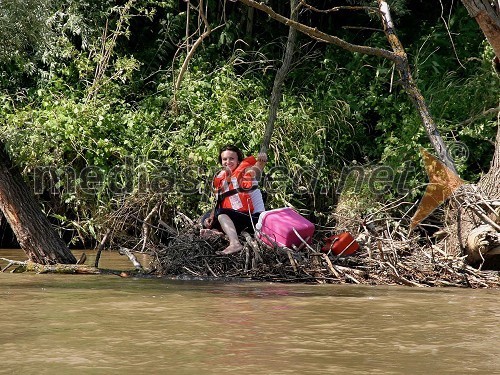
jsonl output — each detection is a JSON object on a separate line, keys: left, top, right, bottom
{"left": 321, "top": 232, "right": 359, "bottom": 256}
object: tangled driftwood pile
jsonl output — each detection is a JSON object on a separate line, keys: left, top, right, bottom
{"left": 2, "top": 206, "right": 498, "bottom": 287}
{"left": 16, "top": 192, "right": 485, "bottom": 287}
{"left": 143, "top": 213, "right": 500, "bottom": 288}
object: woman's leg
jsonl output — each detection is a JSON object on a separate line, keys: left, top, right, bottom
{"left": 217, "top": 214, "right": 243, "bottom": 254}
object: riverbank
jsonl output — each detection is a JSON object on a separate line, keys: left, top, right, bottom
{"left": 150, "top": 223, "right": 500, "bottom": 288}
{"left": 2, "top": 224, "right": 498, "bottom": 288}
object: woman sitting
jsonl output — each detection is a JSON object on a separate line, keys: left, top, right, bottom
{"left": 202, "top": 145, "right": 267, "bottom": 254}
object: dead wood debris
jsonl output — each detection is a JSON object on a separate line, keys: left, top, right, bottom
{"left": 2, "top": 207, "right": 498, "bottom": 287}
{"left": 61, "top": 192, "right": 499, "bottom": 288}
{"left": 0, "top": 258, "right": 101, "bottom": 274}
{"left": 142, "top": 214, "right": 499, "bottom": 288}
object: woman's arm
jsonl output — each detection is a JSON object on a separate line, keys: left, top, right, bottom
{"left": 246, "top": 152, "right": 267, "bottom": 181}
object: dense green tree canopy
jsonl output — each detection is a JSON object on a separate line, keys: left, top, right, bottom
{"left": 0, "top": 0, "right": 498, "bottom": 246}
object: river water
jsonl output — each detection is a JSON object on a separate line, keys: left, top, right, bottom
{"left": 0, "top": 249, "right": 499, "bottom": 374}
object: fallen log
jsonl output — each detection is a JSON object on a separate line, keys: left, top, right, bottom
{"left": 466, "top": 224, "right": 500, "bottom": 265}
{"left": 1, "top": 258, "right": 101, "bottom": 274}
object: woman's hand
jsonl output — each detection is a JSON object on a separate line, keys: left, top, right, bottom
{"left": 204, "top": 216, "right": 214, "bottom": 228}
{"left": 242, "top": 152, "right": 267, "bottom": 181}
{"left": 253, "top": 152, "right": 267, "bottom": 181}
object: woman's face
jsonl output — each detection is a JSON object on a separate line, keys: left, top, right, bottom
{"left": 220, "top": 150, "right": 240, "bottom": 171}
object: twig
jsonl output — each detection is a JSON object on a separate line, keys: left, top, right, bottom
{"left": 1, "top": 260, "right": 16, "bottom": 272}
{"left": 142, "top": 201, "right": 161, "bottom": 252}
{"left": 204, "top": 259, "right": 218, "bottom": 277}
{"left": 242, "top": 232, "right": 262, "bottom": 265}
{"left": 321, "top": 254, "right": 342, "bottom": 279}
{"left": 158, "top": 220, "right": 179, "bottom": 235}
{"left": 292, "top": 228, "right": 315, "bottom": 252}
{"left": 182, "top": 266, "right": 201, "bottom": 276}
{"left": 343, "top": 272, "right": 360, "bottom": 284}
{"left": 244, "top": 245, "right": 250, "bottom": 272}
{"left": 286, "top": 250, "right": 298, "bottom": 273}
{"left": 458, "top": 106, "right": 500, "bottom": 127}
{"left": 299, "top": 0, "right": 377, "bottom": 14}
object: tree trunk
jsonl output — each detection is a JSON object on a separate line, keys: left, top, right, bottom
{"left": 246, "top": 6, "right": 254, "bottom": 39}
{"left": 461, "top": 0, "right": 500, "bottom": 61}
{"left": 260, "top": 0, "right": 298, "bottom": 154}
{"left": 174, "top": 0, "right": 212, "bottom": 95}
{"left": 0, "top": 141, "right": 76, "bottom": 265}
{"left": 440, "top": 1, "right": 500, "bottom": 268}
{"left": 450, "top": 120, "right": 500, "bottom": 268}
{"left": 479, "top": 116, "right": 500, "bottom": 198}
{"left": 377, "top": 0, "right": 457, "bottom": 173}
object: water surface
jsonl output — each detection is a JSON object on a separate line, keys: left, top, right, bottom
{"left": 0, "top": 250, "right": 498, "bottom": 374}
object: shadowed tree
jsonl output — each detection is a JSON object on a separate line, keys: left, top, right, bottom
{"left": 0, "top": 142, "right": 77, "bottom": 264}
{"left": 0, "top": 0, "right": 77, "bottom": 264}
{"left": 461, "top": 0, "right": 500, "bottom": 67}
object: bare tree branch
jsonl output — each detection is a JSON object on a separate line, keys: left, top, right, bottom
{"left": 459, "top": 105, "right": 500, "bottom": 127}
{"left": 239, "top": 0, "right": 458, "bottom": 172}
{"left": 261, "top": 0, "right": 299, "bottom": 154}
{"left": 299, "top": 0, "right": 377, "bottom": 14}
{"left": 238, "top": 0, "right": 395, "bottom": 61}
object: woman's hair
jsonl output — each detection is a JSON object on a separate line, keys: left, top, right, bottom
{"left": 218, "top": 144, "right": 244, "bottom": 164}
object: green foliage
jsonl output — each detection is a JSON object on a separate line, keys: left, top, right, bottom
{"left": 0, "top": 0, "right": 498, "bottom": 243}
{"left": 0, "top": 0, "right": 52, "bottom": 60}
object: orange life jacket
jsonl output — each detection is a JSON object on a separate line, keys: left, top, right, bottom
{"left": 213, "top": 156, "right": 258, "bottom": 213}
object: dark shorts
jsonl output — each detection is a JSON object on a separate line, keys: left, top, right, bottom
{"left": 201, "top": 208, "right": 262, "bottom": 234}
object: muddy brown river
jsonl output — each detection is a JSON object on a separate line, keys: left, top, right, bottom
{"left": 0, "top": 249, "right": 499, "bottom": 374}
